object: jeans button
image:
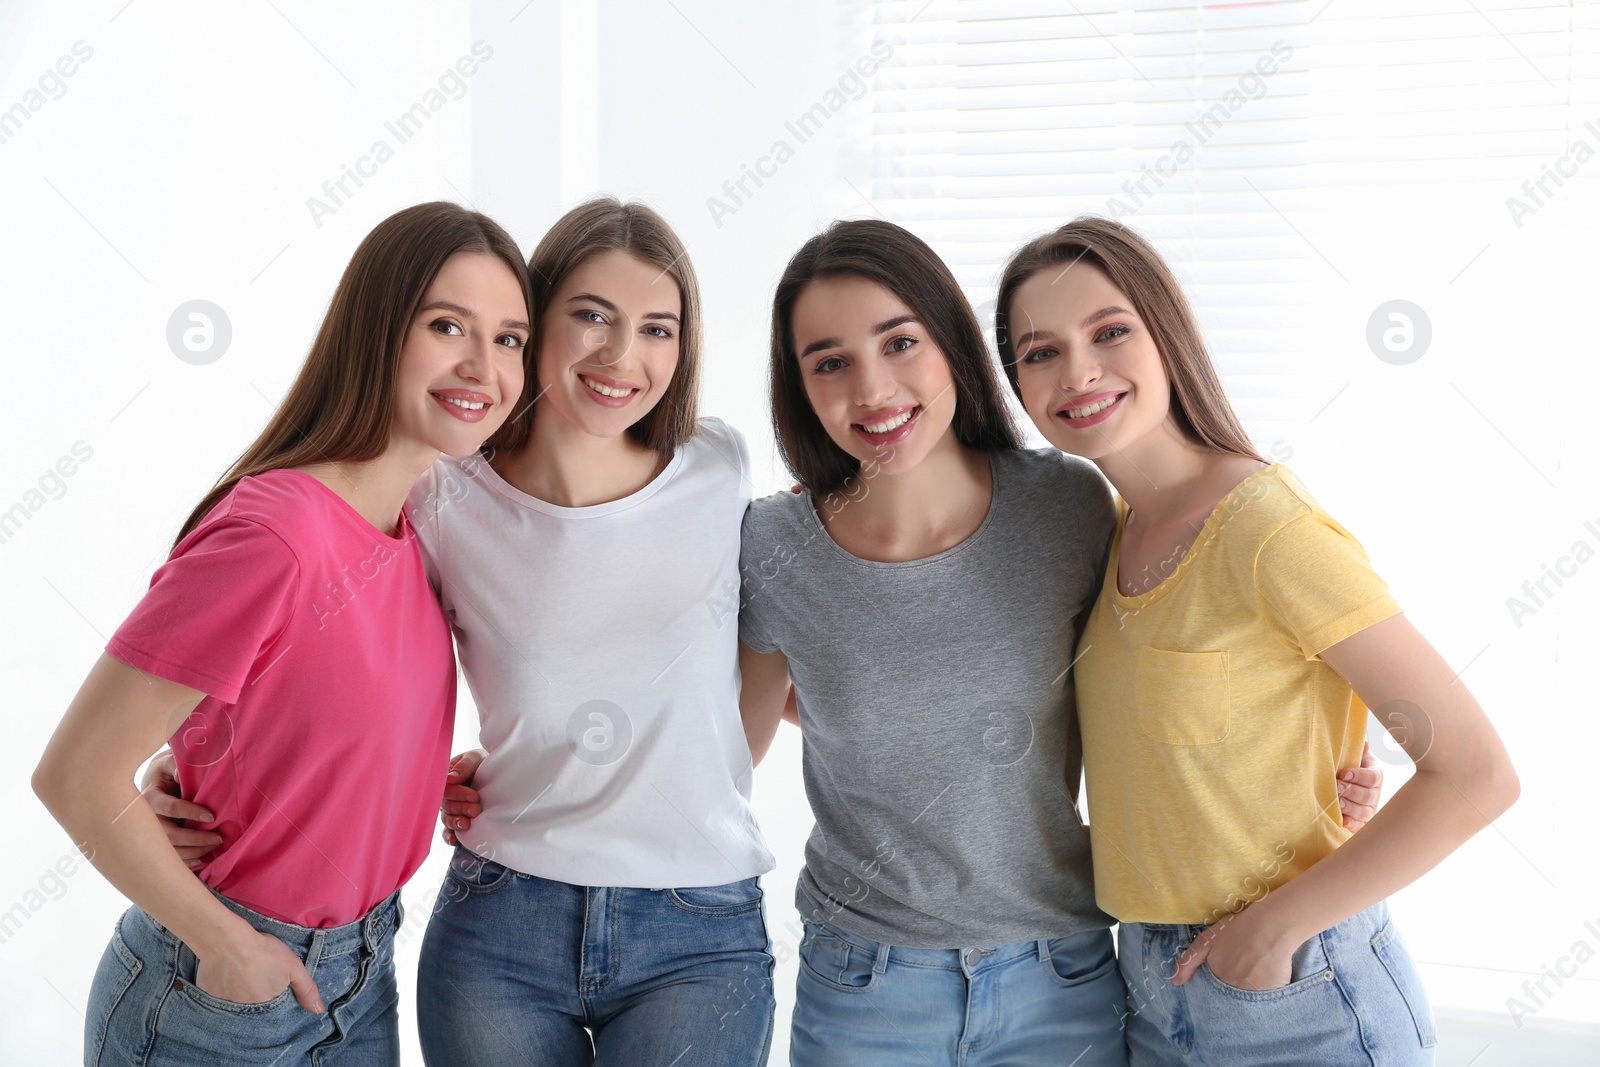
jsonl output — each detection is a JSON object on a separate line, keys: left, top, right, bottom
{"left": 964, "top": 948, "right": 982, "bottom": 967}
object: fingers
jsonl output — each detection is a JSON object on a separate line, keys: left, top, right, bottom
{"left": 441, "top": 826, "right": 459, "bottom": 847}
{"left": 1361, "top": 740, "right": 1374, "bottom": 768}
{"left": 146, "top": 791, "right": 215, "bottom": 823}
{"left": 1171, "top": 937, "right": 1208, "bottom": 986}
{"left": 139, "top": 749, "right": 180, "bottom": 792}
{"left": 286, "top": 963, "right": 325, "bottom": 1015}
{"left": 440, "top": 784, "right": 483, "bottom": 811}
{"left": 445, "top": 749, "right": 487, "bottom": 785}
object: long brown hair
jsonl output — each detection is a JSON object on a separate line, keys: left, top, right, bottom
{"left": 175, "top": 202, "right": 531, "bottom": 544}
{"left": 995, "top": 216, "right": 1263, "bottom": 462}
{"left": 770, "top": 219, "right": 1021, "bottom": 495}
{"left": 484, "top": 197, "right": 702, "bottom": 456}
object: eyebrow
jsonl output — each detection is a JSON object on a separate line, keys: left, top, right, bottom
{"left": 798, "top": 314, "right": 919, "bottom": 360}
{"left": 419, "top": 300, "right": 530, "bottom": 332}
{"left": 566, "top": 292, "right": 681, "bottom": 324}
{"left": 1013, "top": 306, "right": 1133, "bottom": 350}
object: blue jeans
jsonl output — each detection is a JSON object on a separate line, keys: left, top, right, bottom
{"left": 1118, "top": 899, "right": 1436, "bottom": 1066}
{"left": 790, "top": 920, "right": 1128, "bottom": 1067}
{"left": 416, "top": 846, "right": 775, "bottom": 1066}
{"left": 86, "top": 888, "right": 402, "bottom": 1066}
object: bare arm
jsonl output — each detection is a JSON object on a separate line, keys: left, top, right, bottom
{"left": 739, "top": 641, "right": 792, "bottom": 766}
{"left": 1174, "top": 613, "right": 1518, "bottom": 988}
{"left": 33, "top": 654, "right": 324, "bottom": 1011}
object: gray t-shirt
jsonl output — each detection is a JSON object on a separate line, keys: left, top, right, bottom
{"left": 739, "top": 446, "right": 1118, "bottom": 948}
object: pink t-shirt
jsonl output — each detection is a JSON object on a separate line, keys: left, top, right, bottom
{"left": 107, "top": 469, "right": 455, "bottom": 928}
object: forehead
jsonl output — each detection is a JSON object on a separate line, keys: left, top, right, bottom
{"left": 427, "top": 251, "right": 519, "bottom": 298}
{"left": 791, "top": 275, "right": 911, "bottom": 337}
{"left": 1013, "top": 259, "right": 1122, "bottom": 315}
{"left": 559, "top": 248, "right": 681, "bottom": 312}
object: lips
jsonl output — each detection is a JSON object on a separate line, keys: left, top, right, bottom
{"left": 578, "top": 371, "right": 641, "bottom": 409}
{"left": 852, "top": 405, "right": 920, "bottom": 448}
{"left": 431, "top": 389, "right": 494, "bottom": 424}
{"left": 1054, "top": 390, "right": 1125, "bottom": 429}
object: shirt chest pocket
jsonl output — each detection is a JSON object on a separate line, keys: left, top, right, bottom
{"left": 1133, "top": 646, "right": 1231, "bottom": 745}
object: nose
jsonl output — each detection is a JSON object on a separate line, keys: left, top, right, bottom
{"left": 587, "top": 312, "right": 636, "bottom": 369}
{"left": 455, "top": 332, "right": 494, "bottom": 384}
{"left": 1056, "top": 344, "right": 1101, "bottom": 397}
{"left": 851, "top": 352, "right": 896, "bottom": 409}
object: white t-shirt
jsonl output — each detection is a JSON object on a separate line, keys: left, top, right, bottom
{"left": 407, "top": 417, "right": 774, "bottom": 888}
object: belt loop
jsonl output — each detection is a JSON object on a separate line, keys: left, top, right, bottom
{"left": 1037, "top": 938, "right": 1053, "bottom": 964}
{"left": 872, "top": 939, "right": 891, "bottom": 976}
{"left": 303, "top": 929, "right": 326, "bottom": 976}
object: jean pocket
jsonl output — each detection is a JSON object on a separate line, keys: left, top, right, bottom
{"left": 667, "top": 877, "right": 763, "bottom": 916}
{"left": 797, "top": 923, "right": 880, "bottom": 994}
{"left": 87, "top": 915, "right": 144, "bottom": 1066}
{"left": 1371, "top": 918, "right": 1438, "bottom": 1048}
{"left": 445, "top": 847, "right": 516, "bottom": 895}
{"left": 180, "top": 978, "right": 298, "bottom": 1016}
{"left": 1134, "top": 647, "right": 1231, "bottom": 745}
{"left": 1042, "top": 932, "right": 1118, "bottom": 988}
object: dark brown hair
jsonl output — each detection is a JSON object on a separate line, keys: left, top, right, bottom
{"left": 485, "top": 197, "right": 701, "bottom": 456}
{"left": 176, "top": 201, "right": 531, "bottom": 544}
{"left": 995, "top": 216, "right": 1263, "bottom": 462}
{"left": 770, "top": 219, "right": 1021, "bottom": 494}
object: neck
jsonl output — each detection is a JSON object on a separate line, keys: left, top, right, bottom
{"left": 297, "top": 440, "right": 438, "bottom": 538}
{"left": 504, "top": 408, "right": 661, "bottom": 508}
{"left": 827, "top": 431, "right": 991, "bottom": 547}
{"left": 1093, "top": 417, "right": 1221, "bottom": 525}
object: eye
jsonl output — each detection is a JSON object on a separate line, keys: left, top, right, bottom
{"left": 430, "top": 319, "right": 464, "bottom": 337}
{"left": 496, "top": 333, "right": 526, "bottom": 349}
{"left": 644, "top": 324, "right": 673, "bottom": 340}
{"left": 1020, "top": 346, "right": 1056, "bottom": 365}
{"left": 813, "top": 356, "right": 846, "bottom": 374}
{"left": 886, "top": 334, "right": 917, "bottom": 353}
{"left": 576, "top": 309, "right": 608, "bottom": 325}
{"left": 1096, "top": 324, "right": 1131, "bottom": 343}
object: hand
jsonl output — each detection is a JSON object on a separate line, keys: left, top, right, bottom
{"left": 1170, "top": 910, "right": 1295, "bottom": 991}
{"left": 439, "top": 749, "right": 486, "bottom": 846}
{"left": 139, "top": 750, "right": 221, "bottom": 869}
{"left": 1337, "top": 741, "right": 1382, "bottom": 831}
{"left": 194, "top": 928, "right": 324, "bottom": 1013}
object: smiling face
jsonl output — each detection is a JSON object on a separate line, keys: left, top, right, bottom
{"left": 534, "top": 248, "right": 681, "bottom": 440}
{"left": 390, "top": 251, "right": 529, "bottom": 459}
{"left": 791, "top": 275, "right": 959, "bottom": 475}
{"left": 1009, "top": 260, "right": 1173, "bottom": 461}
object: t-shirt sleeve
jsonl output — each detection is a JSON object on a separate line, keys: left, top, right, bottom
{"left": 1253, "top": 513, "right": 1401, "bottom": 659}
{"left": 737, "top": 499, "right": 782, "bottom": 654}
{"left": 106, "top": 516, "right": 300, "bottom": 703}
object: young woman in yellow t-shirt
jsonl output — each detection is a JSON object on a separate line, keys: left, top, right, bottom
{"left": 996, "top": 217, "right": 1518, "bottom": 1066}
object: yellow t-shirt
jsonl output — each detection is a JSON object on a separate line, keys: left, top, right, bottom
{"left": 1075, "top": 464, "right": 1400, "bottom": 924}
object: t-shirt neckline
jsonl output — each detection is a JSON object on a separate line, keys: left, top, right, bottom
{"left": 804, "top": 449, "right": 1003, "bottom": 569}
{"left": 274, "top": 468, "right": 412, "bottom": 544}
{"left": 475, "top": 445, "right": 687, "bottom": 517}
{"left": 1109, "top": 462, "right": 1282, "bottom": 607}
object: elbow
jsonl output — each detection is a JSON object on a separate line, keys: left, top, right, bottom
{"left": 1486, "top": 759, "right": 1520, "bottom": 819}
{"left": 31, "top": 758, "right": 67, "bottom": 817}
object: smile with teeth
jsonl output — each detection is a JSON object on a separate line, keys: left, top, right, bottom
{"left": 432, "top": 393, "right": 487, "bottom": 411}
{"left": 580, "top": 374, "right": 637, "bottom": 399}
{"left": 858, "top": 408, "right": 916, "bottom": 434}
{"left": 1063, "top": 394, "right": 1122, "bottom": 419}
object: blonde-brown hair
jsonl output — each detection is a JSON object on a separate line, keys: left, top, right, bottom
{"left": 486, "top": 197, "right": 702, "bottom": 456}
{"left": 995, "top": 216, "right": 1263, "bottom": 462}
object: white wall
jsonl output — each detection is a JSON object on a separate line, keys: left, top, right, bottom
{"left": 1, "top": 2, "right": 1595, "bottom": 1064}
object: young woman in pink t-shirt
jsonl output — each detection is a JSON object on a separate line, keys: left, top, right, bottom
{"left": 33, "top": 202, "right": 531, "bottom": 1066}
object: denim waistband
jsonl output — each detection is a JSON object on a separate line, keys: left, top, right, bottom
{"left": 184, "top": 886, "right": 404, "bottom": 960}
{"left": 1132, "top": 897, "right": 1390, "bottom": 944}
{"left": 807, "top": 918, "right": 1107, "bottom": 974}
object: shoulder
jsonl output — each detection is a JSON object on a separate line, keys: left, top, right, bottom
{"left": 1226, "top": 465, "right": 1324, "bottom": 540}
{"left": 995, "top": 446, "right": 1116, "bottom": 532}
{"left": 405, "top": 454, "right": 489, "bottom": 529}
{"left": 686, "top": 416, "right": 752, "bottom": 484}
{"left": 741, "top": 485, "right": 812, "bottom": 550}
{"left": 199, "top": 471, "right": 334, "bottom": 558}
